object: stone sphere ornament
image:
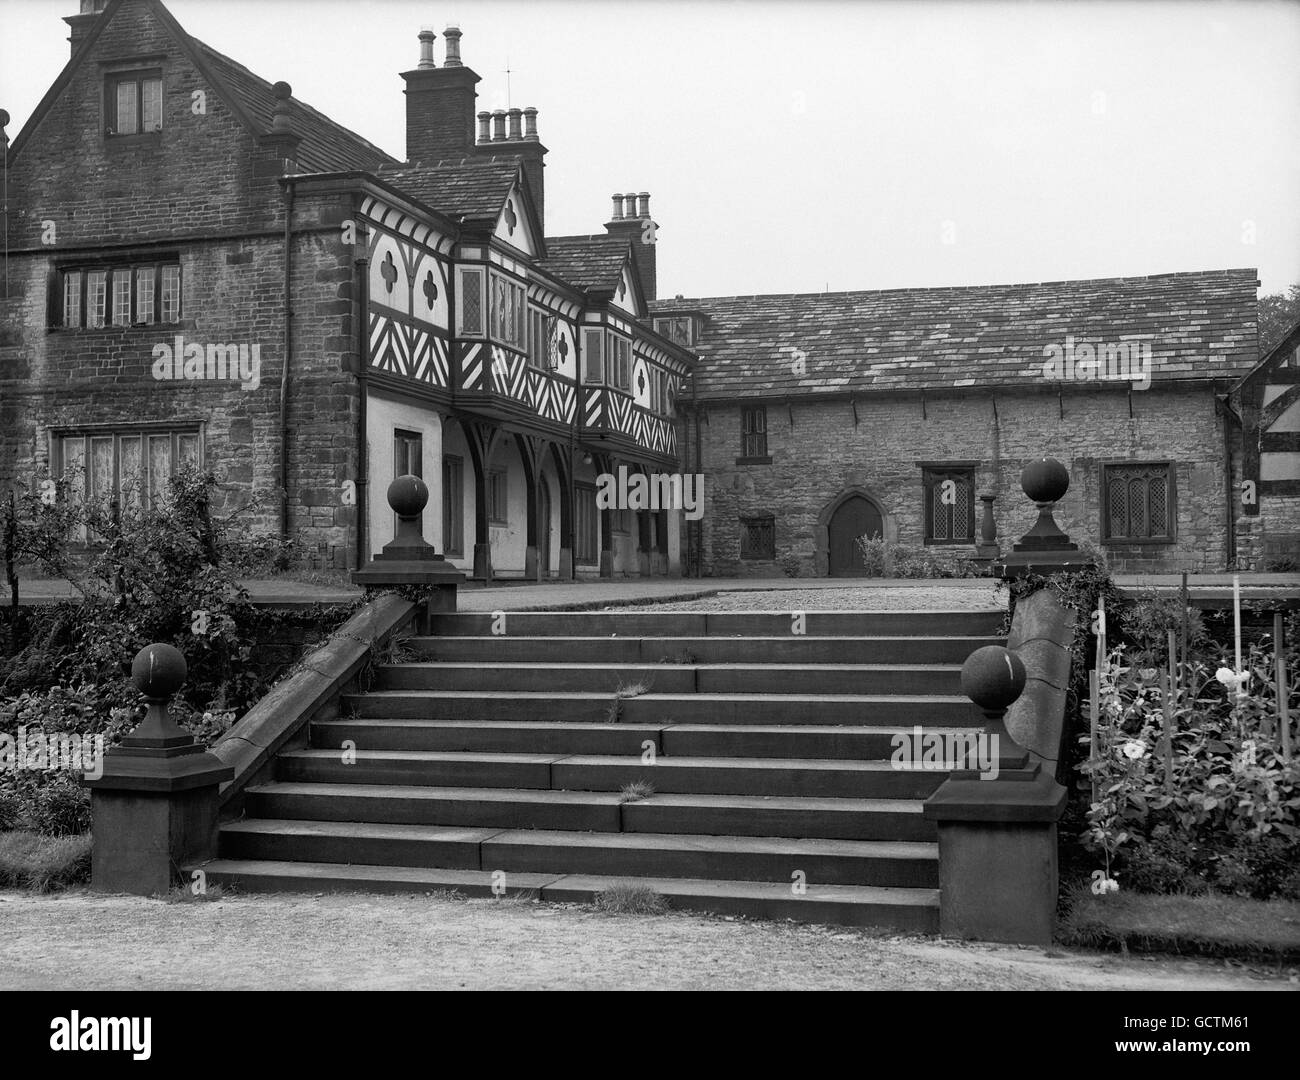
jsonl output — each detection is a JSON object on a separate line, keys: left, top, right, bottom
{"left": 960, "top": 645, "right": 1027, "bottom": 713}
{"left": 388, "top": 474, "right": 429, "bottom": 517}
{"left": 130, "top": 642, "right": 188, "bottom": 700}
{"left": 1020, "top": 457, "right": 1069, "bottom": 504}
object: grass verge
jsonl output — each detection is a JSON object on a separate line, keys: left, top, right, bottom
{"left": 592, "top": 881, "right": 667, "bottom": 915}
{"left": 0, "top": 830, "right": 92, "bottom": 892}
{"left": 1059, "top": 883, "right": 1300, "bottom": 962}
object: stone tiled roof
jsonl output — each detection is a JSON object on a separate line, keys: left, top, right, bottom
{"left": 539, "top": 235, "right": 631, "bottom": 292}
{"left": 198, "top": 43, "right": 398, "bottom": 174}
{"left": 650, "top": 269, "right": 1260, "bottom": 400}
{"left": 377, "top": 157, "right": 522, "bottom": 222}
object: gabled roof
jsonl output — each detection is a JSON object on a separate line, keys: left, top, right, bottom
{"left": 197, "top": 43, "right": 396, "bottom": 173}
{"left": 540, "top": 235, "right": 634, "bottom": 294}
{"left": 377, "top": 157, "right": 526, "bottom": 224}
{"left": 650, "top": 268, "right": 1260, "bottom": 400}
{"left": 7, "top": 0, "right": 397, "bottom": 172}
{"left": 1230, "top": 316, "right": 1300, "bottom": 393}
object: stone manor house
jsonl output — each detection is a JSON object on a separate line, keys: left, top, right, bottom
{"left": 2, "top": 0, "right": 1297, "bottom": 580}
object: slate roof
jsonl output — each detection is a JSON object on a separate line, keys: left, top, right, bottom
{"left": 540, "top": 235, "right": 632, "bottom": 293}
{"left": 197, "top": 43, "right": 397, "bottom": 174}
{"left": 377, "top": 157, "right": 523, "bottom": 222}
{"left": 649, "top": 269, "right": 1260, "bottom": 400}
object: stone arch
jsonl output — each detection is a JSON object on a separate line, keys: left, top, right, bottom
{"left": 815, "top": 486, "right": 897, "bottom": 577}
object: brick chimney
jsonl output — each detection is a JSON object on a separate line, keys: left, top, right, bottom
{"left": 401, "top": 26, "right": 480, "bottom": 165}
{"left": 473, "top": 102, "right": 548, "bottom": 235}
{"left": 604, "top": 191, "right": 657, "bottom": 303}
{"left": 64, "top": 0, "right": 108, "bottom": 56}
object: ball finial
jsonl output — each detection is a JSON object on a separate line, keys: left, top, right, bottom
{"left": 272, "top": 81, "right": 292, "bottom": 101}
{"left": 387, "top": 474, "right": 429, "bottom": 517}
{"left": 1020, "top": 457, "right": 1069, "bottom": 504}
{"left": 961, "top": 645, "right": 1026, "bottom": 712}
{"left": 131, "top": 643, "right": 188, "bottom": 699}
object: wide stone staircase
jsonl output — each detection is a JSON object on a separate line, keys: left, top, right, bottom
{"left": 199, "top": 607, "right": 1005, "bottom": 928}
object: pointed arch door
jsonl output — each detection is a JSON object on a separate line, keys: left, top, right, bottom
{"left": 827, "top": 495, "right": 883, "bottom": 576}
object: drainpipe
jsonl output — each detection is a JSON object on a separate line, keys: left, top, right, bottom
{"left": 691, "top": 367, "right": 702, "bottom": 578}
{"left": 279, "top": 180, "right": 296, "bottom": 541}
{"left": 1219, "top": 387, "right": 1240, "bottom": 569}
{"left": 354, "top": 202, "right": 369, "bottom": 569}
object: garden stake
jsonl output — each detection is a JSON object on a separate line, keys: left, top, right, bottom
{"left": 1164, "top": 629, "right": 1176, "bottom": 795}
{"left": 1179, "top": 570, "right": 1189, "bottom": 673}
{"left": 1089, "top": 668, "right": 1100, "bottom": 805}
{"left": 1277, "top": 612, "right": 1291, "bottom": 761}
{"left": 1233, "top": 573, "right": 1244, "bottom": 736}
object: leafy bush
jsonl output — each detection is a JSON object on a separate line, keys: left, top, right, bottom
{"left": 1080, "top": 641, "right": 1300, "bottom": 899}
{"left": 856, "top": 536, "right": 982, "bottom": 578}
{"left": 777, "top": 553, "right": 801, "bottom": 578}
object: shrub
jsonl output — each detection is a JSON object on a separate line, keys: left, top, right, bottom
{"left": 856, "top": 536, "right": 982, "bottom": 579}
{"left": 777, "top": 553, "right": 801, "bottom": 578}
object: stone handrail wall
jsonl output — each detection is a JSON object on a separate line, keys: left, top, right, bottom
{"left": 212, "top": 593, "right": 419, "bottom": 808}
{"left": 1003, "top": 588, "right": 1077, "bottom": 781}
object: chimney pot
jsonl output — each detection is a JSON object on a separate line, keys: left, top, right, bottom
{"left": 417, "top": 29, "right": 437, "bottom": 69}
{"left": 507, "top": 107, "right": 523, "bottom": 141}
{"left": 477, "top": 110, "right": 492, "bottom": 144}
{"left": 523, "top": 106, "right": 538, "bottom": 141}
{"left": 637, "top": 192, "right": 650, "bottom": 218}
{"left": 491, "top": 109, "right": 507, "bottom": 141}
{"left": 610, "top": 195, "right": 624, "bottom": 221}
{"left": 623, "top": 193, "right": 639, "bottom": 219}
{"left": 443, "top": 25, "right": 463, "bottom": 67}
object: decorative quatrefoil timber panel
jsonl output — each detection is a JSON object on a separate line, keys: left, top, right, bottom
{"left": 379, "top": 251, "right": 398, "bottom": 294}
{"left": 423, "top": 270, "right": 438, "bottom": 307}
{"left": 504, "top": 199, "right": 517, "bottom": 235}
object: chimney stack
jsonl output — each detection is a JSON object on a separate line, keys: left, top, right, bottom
{"left": 64, "top": 0, "right": 108, "bottom": 56}
{"left": 401, "top": 26, "right": 480, "bottom": 164}
{"left": 604, "top": 191, "right": 657, "bottom": 302}
{"left": 472, "top": 103, "right": 548, "bottom": 233}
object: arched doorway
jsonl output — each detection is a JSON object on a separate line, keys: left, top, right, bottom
{"left": 826, "top": 495, "right": 884, "bottom": 577}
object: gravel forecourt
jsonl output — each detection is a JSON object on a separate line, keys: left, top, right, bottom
{"left": 0, "top": 890, "right": 1293, "bottom": 991}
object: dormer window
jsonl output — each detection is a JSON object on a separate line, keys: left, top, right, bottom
{"left": 106, "top": 70, "right": 163, "bottom": 136}
{"left": 653, "top": 316, "right": 694, "bottom": 348}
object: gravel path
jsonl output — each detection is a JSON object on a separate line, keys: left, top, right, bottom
{"left": 600, "top": 584, "right": 1007, "bottom": 612}
{"left": 0, "top": 890, "right": 1290, "bottom": 991}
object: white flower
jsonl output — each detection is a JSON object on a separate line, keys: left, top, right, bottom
{"left": 1122, "top": 740, "right": 1146, "bottom": 760}
{"left": 1215, "top": 666, "right": 1237, "bottom": 687}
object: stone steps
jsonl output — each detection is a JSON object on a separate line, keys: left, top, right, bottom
{"left": 200, "top": 606, "right": 1003, "bottom": 928}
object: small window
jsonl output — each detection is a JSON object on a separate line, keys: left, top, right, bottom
{"left": 459, "top": 269, "right": 483, "bottom": 335}
{"left": 107, "top": 71, "right": 163, "bottom": 136}
{"left": 491, "top": 272, "right": 526, "bottom": 348}
{"left": 55, "top": 261, "right": 181, "bottom": 329}
{"left": 488, "top": 468, "right": 509, "bottom": 525}
{"left": 442, "top": 455, "right": 464, "bottom": 557}
{"left": 923, "top": 468, "right": 975, "bottom": 543}
{"left": 575, "top": 483, "right": 598, "bottom": 563}
{"left": 57, "top": 426, "right": 201, "bottom": 537}
{"left": 741, "top": 406, "right": 767, "bottom": 459}
{"left": 605, "top": 332, "right": 631, "bottom": 390}
{"left": 653, "top": 316, "right": 693, "bottom": 347}
{"left": 1103, "top": 462, "right": 1174, "bottom": 542}
{"left": 740, "top": 514, "right": 775, "bottom": 560}
{"left": 581, "top": 328, "right": 603, "bottom": 384}
{"left": 394, "top": 429, "right": 422, "bottom": 479}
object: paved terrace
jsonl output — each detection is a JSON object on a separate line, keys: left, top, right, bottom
{"left": 4, "top": 573, "right": 1297, "bottom": 611}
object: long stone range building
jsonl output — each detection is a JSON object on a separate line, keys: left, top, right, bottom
{"left": 2, "top": 0, "right": 1296, "bottom": 579}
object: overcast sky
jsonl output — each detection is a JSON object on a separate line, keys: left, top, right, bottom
{"left": 3, "top": 0, "right": 1298, "bottom": 300}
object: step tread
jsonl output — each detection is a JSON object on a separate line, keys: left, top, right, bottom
{"left": 196, "top": 860, "right": 939, "bottom": 906}
{"left": 249, "top": 781, "right": 624, "bottom": 806}
{"left": 222, "top": 818, "right": 937, "bottom": 859}
{"left": 280, "top": 749, "right": 949, "bottom": 772}
{"left": 347, "top": 690, "right": 971, "bottom": 703}
{"left": 481, "top": 828, "right": 937, "bottom": 859}
{"left": 315, "top": 719, "right": 979, "bottom": 735}
{"left": 248, "top": 781, "right": 926, "bottom": 813}
{"left": 380, "top": 662, "right": 961, "bottom": 671}
{"left": 416, "top": 635, "right": 1001, "bottom": 643}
